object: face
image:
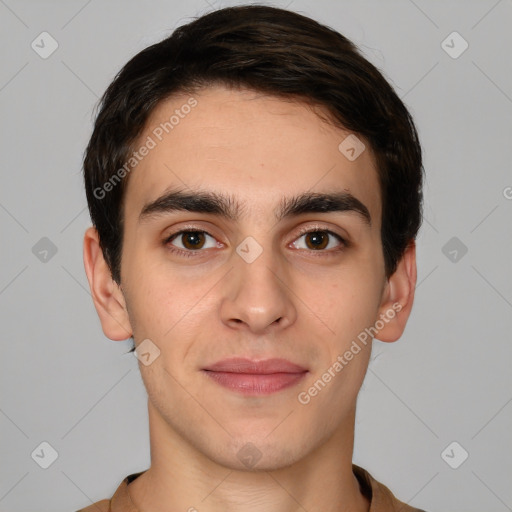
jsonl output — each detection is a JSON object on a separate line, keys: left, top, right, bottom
{"left": 107, "top": 85, "right": 405, "bottom": 470}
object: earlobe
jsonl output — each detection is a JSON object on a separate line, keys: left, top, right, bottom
{"left": 375, "top": 241, "right": 417, "bottom": 343}
{"left": 83, "top": 227, "right": 133, "bottom": 341}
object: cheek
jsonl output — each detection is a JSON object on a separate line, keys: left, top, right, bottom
{"left": 312, "top": 266, "right": 383, "bottom": 337}
{"left": 124, "top": 252, "right": 217, "bottom": 344}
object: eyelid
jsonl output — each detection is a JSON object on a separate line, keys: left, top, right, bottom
{"left": 293, "top": 222, "right": 347, "bottom": 240}
{"left": 163, "top": 222, "right": 223, "bottom": 243}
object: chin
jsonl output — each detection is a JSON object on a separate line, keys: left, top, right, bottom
{"left": 211, "top": 434, "right": 306, "bottom": 472}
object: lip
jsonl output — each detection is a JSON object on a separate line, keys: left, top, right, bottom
{"left": 204, "top": 357, "right": 308, "bottom": 374}
{"left": 202, "top": 358, "right": 308, "bottom": 395}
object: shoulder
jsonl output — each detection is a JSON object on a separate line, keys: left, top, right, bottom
{"left": 75, "top": 498, "right": 110, "bottom": 511}
{"left": 73, "top": 470, "right": 146, "bottom": 512}
{"left": 353, "top": 464, "right": 428, "bottom": 512}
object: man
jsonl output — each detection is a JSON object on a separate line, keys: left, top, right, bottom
{"left": 78, "top": 5, "right": 426, "bottom": 511}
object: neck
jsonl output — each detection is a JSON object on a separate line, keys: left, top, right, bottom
{"left": 128, "top": 400, "right": 369, "bottom": 512}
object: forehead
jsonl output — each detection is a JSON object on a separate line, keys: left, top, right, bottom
{"left": 123, "top": 85, "right": 381, "bottom": 225}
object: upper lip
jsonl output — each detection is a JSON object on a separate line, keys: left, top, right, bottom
{"left": 203, "top": 358, "right": 308, "bottom": 374}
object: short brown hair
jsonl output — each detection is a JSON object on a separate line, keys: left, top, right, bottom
{"left": 83, "top": 5, "right": 423, "bottom": 283}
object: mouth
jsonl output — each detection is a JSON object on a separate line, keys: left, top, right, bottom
{"left": 202, "top": 357, "right": 308, "bottom": 395}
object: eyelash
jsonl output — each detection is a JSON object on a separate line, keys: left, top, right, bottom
{"left": 163, "top": 226, "right": 348, "bottom": 258}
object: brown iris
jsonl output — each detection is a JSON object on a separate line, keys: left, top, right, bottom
{"left": 304, "top": 231, "right": 329, "bottom": 250}
{"left": 180, "top": 231, "right": 206, "bottom": 250}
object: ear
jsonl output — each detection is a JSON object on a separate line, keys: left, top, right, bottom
{"left": 374, "top": 241, "right": 417, "bottom": 343}
{"left": 83, "top": 226, "right": 133, "bottom": 341}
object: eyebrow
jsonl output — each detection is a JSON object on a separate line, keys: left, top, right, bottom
{"left": 139, "top": 188, "right": 371, "bottom": 226}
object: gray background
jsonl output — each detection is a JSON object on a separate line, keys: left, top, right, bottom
{"left": 1, "top": 0, "right": 511, "bottom": 511}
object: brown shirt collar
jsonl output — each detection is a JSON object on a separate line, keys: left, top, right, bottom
{"left": 77, "top": 464, "right": 427, "bottom": 512}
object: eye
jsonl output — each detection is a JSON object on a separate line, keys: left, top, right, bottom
{"left": 291, "top": 229, "right": 345, "bottom": 251}
{"left": 163, "top": 227, "right": 345, "bottom": 258}
{"left": 166, "top": 230, "right": 219, "bottom": 251}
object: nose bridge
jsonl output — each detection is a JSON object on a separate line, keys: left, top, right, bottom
{"left": 220, "top": 235, "right": 296, "bottom": 333}
{"left": 236, "top": 239, "right": 281, "bottom": 292}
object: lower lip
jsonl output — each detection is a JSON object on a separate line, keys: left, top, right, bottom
{"left": 203, "top": 371, "right": 307, "bottom": 395}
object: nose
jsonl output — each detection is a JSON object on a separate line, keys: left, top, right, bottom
{"left": 219, "top": 246, "right": 297, "bottom": 335}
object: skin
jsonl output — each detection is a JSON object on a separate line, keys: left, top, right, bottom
{"left": 83, "top": 84, "right": 416, "bottom": 512}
